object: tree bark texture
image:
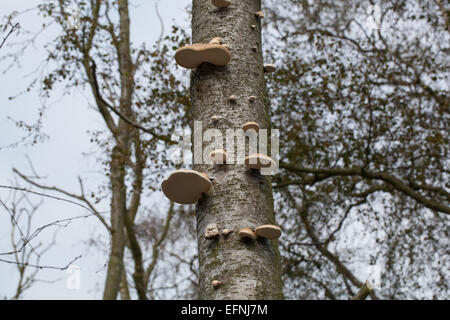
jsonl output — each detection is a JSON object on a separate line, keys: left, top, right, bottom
{"left": 191, "top": 0, "right": 284, "bottom": 299}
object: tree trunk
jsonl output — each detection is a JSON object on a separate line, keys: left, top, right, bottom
{"left": 191, "top": 0, "right": 284, "bottom": 299}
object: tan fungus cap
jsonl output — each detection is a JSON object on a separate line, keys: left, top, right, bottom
{"left": 175, "top": 43, "right": 231, "bottom": 69}
{"left": 161, "top": 169, "right": 212, "bottom": 204}
{"left": 255, "top": 225, "right": 282, "bottom": 240}
{"left": 245, "top": 154, "right": 276, "bottom": 170}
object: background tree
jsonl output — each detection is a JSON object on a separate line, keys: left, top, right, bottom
{"left": 265, "top": 0, "right": 449, "bottom": 299}
{"left": 2, "top": 0, "right": 195, "bottom": 300}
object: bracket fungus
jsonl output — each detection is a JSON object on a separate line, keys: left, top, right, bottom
{"left": 212, "top": 280, "right": 223, "bottom": 288}
{"left": 221, "top": 228, "right": 233, "bottom": 236}
{"left": 242, "top": 121, "right": 260, "bottom": 133}
{"left": 209, "top": 37, "right": 224, "bottom": 45}
{"left": 263, "top": 64, "right": 276, "bottom": 73}
{"left": 248, "top": 96, "right": 256, "bottom": 102}
{"left": 245, "top": 153, "right": 276, "bottom": 170}
{"left": 238, "top": 227, "right": 257, "bottom": 240}
{"left": 255, "top": 225, "right": 282, "bottom": 240}
{"left": 161, "top": 169, "right": 212, "bottom": 204}
{"left": 205, "top": 223, "right": 220, "bottom": 239}
{"left": 211, "top": 115, "right": 220, "bottom": 122}
{"left": 255, "top": 11, "right": 265, "bottom": 19}
{"left": 210, "top": 149, "right": 227, "bottom": 164}
{"left": 229, "top": 95, "right": 237, "bottom": 103}
{"left": 212, "top": 0, "right": 231, "bottom": 8}
{"left": 175, "top": 41, "right": 231, "bottom": 69}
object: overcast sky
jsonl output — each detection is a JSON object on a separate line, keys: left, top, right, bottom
{"left": 0, "top": 0, "right": 190, "bottom": 300}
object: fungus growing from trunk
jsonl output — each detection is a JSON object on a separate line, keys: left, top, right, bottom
{"left": 209, "top": 37, "right": 224, "bottom": 45}
{"left": 241, "top": 121, "right": 260, "bottom": 133}
{"left": 209, "top": 149, "right": 227, "bottom": 164}
{"left": 248, "top": 96, "right": 256, "bottom": 102}
{"left": 245, "top": 154, "right": 276, "bottom": 170}
{"left": 161, "top": 169, "right": 212, "bottom": 204}
{"left": 264, "top": 64, "right": 276, "bottom": 73}
{"left": 175, "top": 42, "right": 231, "bottom": 69}
{"left": 229, "top": 95, "right": 237, "bottom": 103}
{"left": 212, "top": 0, "right": 231, "bottom": 8}
{"left": 212, "top": 280, "right": 223, "bottom": 288}
{"left": 211, "top": 115, "right": 220, "bottom": 122}
{"left": 221, "top": 229, "right": 233, "bottom": 236}
{"left": 238, "top": 227, "right": 257, "bottom": 240}
{"left": 255, "top": 225, "right": 282, "bottom": 240}
{"left": 205, "top": 224, "right": 220, "bottom": 239}
{"left": 255, "top": 11, "right": 264, "bottom": 19}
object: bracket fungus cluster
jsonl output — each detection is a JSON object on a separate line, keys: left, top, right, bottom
{"left": 239, "top": 225, "right": 282, "bottom": 240}
{"left": 205, "top": 225, "right": 233, "bottom": 239}
{"left": 175, "top": 37, "right": 231, "bottom": 69}
{"left": 241, "top": 121, "right": 276, "bottom": 171}
{"left": 161, "top": 170, "right": 212, "bottom": 204}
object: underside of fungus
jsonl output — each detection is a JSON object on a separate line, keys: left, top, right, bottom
{"left": 175, "top": 43, "right": 231, "bottom": 69}
{"left": 264, "top": 64, "right": 276, "bottom": 73}
{"left": 212, "top": 0, "right": 231, "bottom": 8}
{"left": 161, "top": 169, "right": 212, "bottom": 204}
{"left": 245, "top": 154, "right": 276, "bottom": 170}
{"left": 255, "top": 225, "right": 282, "bottom": 240}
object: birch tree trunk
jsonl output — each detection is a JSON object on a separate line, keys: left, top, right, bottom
{"left": 191, "top": 0, "right": 284, "bottom": 299}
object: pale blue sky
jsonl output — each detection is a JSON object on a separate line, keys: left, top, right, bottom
{"left": 0, "top": 0, "right": 190, "bottom": 299}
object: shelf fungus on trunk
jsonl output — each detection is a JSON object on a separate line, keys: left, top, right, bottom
{"left": 238, "top": 227, "right": 257, "bottom": 240}
{"left": 175, "top": 38, "right": 231, "bottom": 69}
{"left": 255, "top": 11, "right": 264, "bottom": 19}
{"left": 209, "top": 149, "right": 227, "bottom": 164}
{"left": 221, "top": 228, "right": 233, "bottom": 236}
{"left": 255, "top": 225, "right": 282, "bottom": 240}
{"left": 229, "top": 95, "right": 237, "bottom": 103}
{"left": 205, "top": 223, "right": 220, "bottom": 239}
{"left": 212, "top": 0, "right": 231, "bottom": 8}
{"left": 241, "top": 121, "right": 260, "bottom": 133}
{"left": 245, "top": 153, "right": 276, "bottom": 170}
{"left": 263, "top": 64, "right": 276, "bottom": 73}
{"left": 161, "top": 169, "right": 212, "bottom": 204}
{"left": 212, "top": 280, "right": 223, "bottom": 288}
